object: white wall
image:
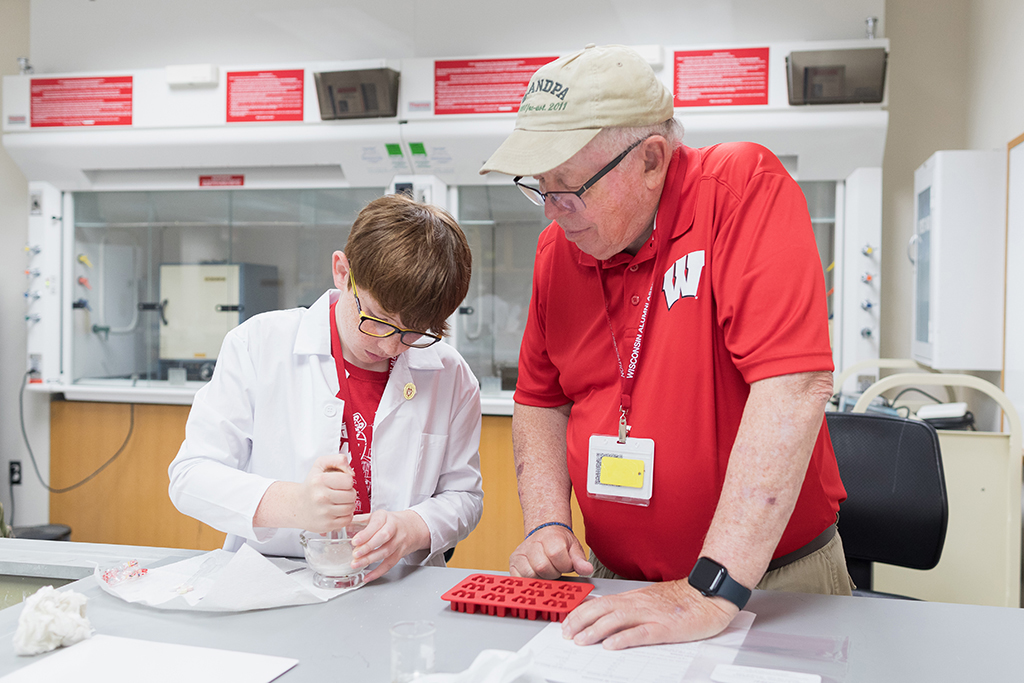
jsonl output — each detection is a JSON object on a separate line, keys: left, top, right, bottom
{"left": 29, "top": 0, "right": 885, "bottom": 72}
{"left": 963, "top": 0, "right": 1024, "bottom": 423}
{"left": 879, "top": 0, "right": 971, "bottom": 364}
{"left": 969, "top": 0, "right": 1024, "bottom": 429}
{"left": 966, "top": 0, "right": 1024, "bottom": 151}
{"left": 0, "top": 0, "right": 50, "bottom": 529}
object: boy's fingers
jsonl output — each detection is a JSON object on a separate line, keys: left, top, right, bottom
{"left": 321, "top": 470, "right": 354, "bottom": 491}
{"left": 352, "top": 511, "right": 388, "bottom": 546}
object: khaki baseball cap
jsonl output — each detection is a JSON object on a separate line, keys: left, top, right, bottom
{"left": 479, "top": 44, "right": 675, "bottom": 177}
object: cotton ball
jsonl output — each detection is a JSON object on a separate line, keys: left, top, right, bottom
{"left": 12, "top": 585, "right": 93, "bottom": 656}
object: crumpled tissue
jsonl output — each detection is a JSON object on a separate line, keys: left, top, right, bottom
{"left": 415, "top": 649, "right": 546, "bottom": 683}
{"left": 12, "top": 586, "right": 93, "bottom": 656}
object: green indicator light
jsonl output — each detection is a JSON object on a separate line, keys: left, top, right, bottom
{"left": 385, "top": 143, "right": 403, "bottom": 156}
{"left": 409, "top": 142, "right": 427, "bottom": 156}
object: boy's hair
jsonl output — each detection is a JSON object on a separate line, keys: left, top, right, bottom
{"left": 345, "top": 193, "right": 472, "bottom": 336}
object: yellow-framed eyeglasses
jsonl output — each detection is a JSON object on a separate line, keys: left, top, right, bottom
{"left": 351, "top": 277, "right": 442, "bottom": 349}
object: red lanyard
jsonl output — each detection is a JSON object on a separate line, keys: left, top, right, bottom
{"left": 329, "top": 299, "right": 393, "bottom": 507}
{"left": 594, "top": 227, "right": 663, "bottom": 443}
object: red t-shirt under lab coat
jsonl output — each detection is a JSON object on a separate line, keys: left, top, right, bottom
{"left": 330, "top": 300, "right": 389, "bottom": 515}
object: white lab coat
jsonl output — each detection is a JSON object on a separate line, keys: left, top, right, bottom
{"left": 168, "top": 289, "right": 483, "bottom": 563}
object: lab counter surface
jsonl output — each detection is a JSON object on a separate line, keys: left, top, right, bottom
{"left": 1, "top": 541, "right": 1024, "bottom": 681}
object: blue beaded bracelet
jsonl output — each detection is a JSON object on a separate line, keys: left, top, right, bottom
{"left": 525, "top": 521, "right": 573, "bottom": 539}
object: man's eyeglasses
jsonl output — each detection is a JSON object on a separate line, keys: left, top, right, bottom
{"left": 351, "top": 278, "right": 442, "bottom": 349}
{"left": 513, "top": 137, "right": 647, "bottom": 214}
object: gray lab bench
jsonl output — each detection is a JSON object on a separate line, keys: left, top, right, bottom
{"left": 1, "top": 539, "right": 1023, "bottom": 681}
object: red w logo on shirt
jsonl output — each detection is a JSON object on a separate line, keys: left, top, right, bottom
{"left": 662, "top": 250, "right": 705, "bottom": 309}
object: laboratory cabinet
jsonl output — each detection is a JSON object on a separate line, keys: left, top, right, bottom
{"left": 911, "top": 150, "right": 1006, "bottom": 370}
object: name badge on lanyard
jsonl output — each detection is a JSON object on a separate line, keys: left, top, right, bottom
{"left": 587, "top": 434, "right": 654, "bottom": 506}
{"left": 586, "top": 246, "right": 659, "bottom": 507}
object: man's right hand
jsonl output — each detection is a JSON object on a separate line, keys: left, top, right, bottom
{"left": 509, "top": 524, "right": 594, "bottom": 579}
{"left": 297, "top": 453, "right": 356, "bottom": 533}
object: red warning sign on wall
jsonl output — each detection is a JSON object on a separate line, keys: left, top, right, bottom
{"left": 30, "top": 76, "right": 133, "bottom": 127}
{"left": 226, "top": 70, "right": 304, "bottom": 123}
{"left": 434, "top": 57, "right": 557, "bottom": 115}
{"left": 673, "top": 48, "right": 770, "bottom": 107}
{"left": 199, "top": 175, "right": 245, "bottom": 187}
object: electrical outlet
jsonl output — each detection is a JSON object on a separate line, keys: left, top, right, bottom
{"left": 9, "top": 461, "right": 21, "bottom": 485}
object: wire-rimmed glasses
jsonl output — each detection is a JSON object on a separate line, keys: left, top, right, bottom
{"left": 513, "top": 137, "right": 647, "bottom": 213}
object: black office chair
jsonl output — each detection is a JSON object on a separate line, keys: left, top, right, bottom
{"left": 826, "top": 411, "right": 948, "bottom": 599}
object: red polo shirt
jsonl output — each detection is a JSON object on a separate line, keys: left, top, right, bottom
{"left": 515, "top": 142, "right": 845, "bottom": 582}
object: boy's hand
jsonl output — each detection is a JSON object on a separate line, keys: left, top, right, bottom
{"left": 349, "top": 509, "right": 431, "bottom": 582}
{"left": 298, "top": 454, "right": 356, "bottom": 533}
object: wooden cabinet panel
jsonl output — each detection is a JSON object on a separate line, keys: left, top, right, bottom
{"left": 49, "top": 400, "right": 225, "bottom": 550}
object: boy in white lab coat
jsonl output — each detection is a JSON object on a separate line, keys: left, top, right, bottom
{"left": 168, "top": 193, "right": 483, "bottom": 582}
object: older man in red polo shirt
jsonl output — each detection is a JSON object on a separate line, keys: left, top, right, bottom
{"left": 480, "top": 44, "right": 851, "bottom": 649}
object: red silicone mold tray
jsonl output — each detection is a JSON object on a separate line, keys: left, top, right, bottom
{"left": 441, "top": 573, "right": 594, "bottom": 621}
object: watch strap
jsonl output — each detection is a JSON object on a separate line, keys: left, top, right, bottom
{"left": 712, "top": 570, "right": 751, "bottom": 610}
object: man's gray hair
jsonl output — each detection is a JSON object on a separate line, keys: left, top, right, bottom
{"left": 597, "top": 119, "right": 684, "bottom": 152}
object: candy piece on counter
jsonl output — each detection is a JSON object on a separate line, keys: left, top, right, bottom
{"left": 100, "top": 559, "right": 148, "bottom": 586}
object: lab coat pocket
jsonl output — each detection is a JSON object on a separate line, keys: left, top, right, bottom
{"left": 411, "top": 433, "right": 449, "bottom": 500}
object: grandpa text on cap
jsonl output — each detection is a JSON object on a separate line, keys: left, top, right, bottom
{"left": 479, "top": 44, "right": 675, "bottom": 177}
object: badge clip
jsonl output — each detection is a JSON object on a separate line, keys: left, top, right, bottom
{"left": 618, "top": 409, "right": 630, "bottom": 444}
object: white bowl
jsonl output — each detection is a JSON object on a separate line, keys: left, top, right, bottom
{"left": 299, "top": 530, "right": 365, "bottom": 589}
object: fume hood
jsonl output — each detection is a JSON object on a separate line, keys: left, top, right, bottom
{"left": 5, "top": 38, "right": 889, "bottom": 407}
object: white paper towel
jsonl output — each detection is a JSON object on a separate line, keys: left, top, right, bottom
{"left": 12, "top": 586, "right": 92, "bottom": 656}
{"left": 95, "top": 544, "right": 360, "bottom": 612}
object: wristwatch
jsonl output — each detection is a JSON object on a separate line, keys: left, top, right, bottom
{"left": 688, "top": 557, "right": 751, "bottom": 610}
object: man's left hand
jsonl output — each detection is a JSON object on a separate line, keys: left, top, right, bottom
{"left": 560, "top": 579, "right": 737, "bottom": 649}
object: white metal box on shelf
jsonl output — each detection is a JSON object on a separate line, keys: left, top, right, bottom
{"left": 160, "top": 263, "right": 279, "bottom": 381}
{"left": 911, "top": 150, "right": 1006, "bottom": 370}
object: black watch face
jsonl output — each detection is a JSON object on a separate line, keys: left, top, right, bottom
{"left": 689, "top": 558, "right": 725, "bottom": 593}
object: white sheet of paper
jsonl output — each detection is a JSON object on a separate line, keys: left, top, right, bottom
{"left": 95, "top": 544, "right": 360, "bottom": 612}
{"left": 0, "top": 634, "right": 298, "bottom": 683}
{"left": 519, "top": 611, "right": 755, "bottom": 683}
{"left": 711, "top": 663, "right": 821, "bottom": 683}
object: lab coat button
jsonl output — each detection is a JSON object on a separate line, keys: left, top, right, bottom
{"left": 324, "top": 404, "right": 337, "bottom": 417}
